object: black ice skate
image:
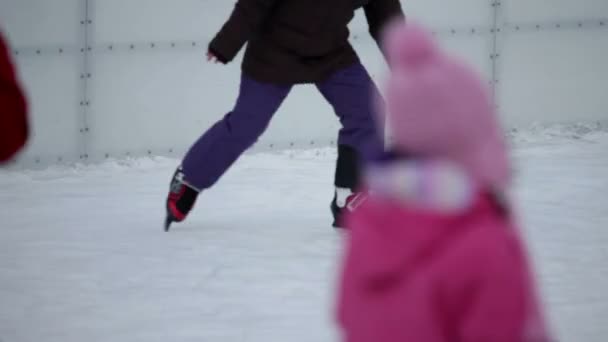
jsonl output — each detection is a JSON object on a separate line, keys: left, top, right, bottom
{"left": 332, "top": 144, "right": 364, "bottom": 228}
{"left": 165, "top": 167, "right": 200, "bottom": 231}
{"left": 331, "top": 188, "right": 367, "bottom": 228}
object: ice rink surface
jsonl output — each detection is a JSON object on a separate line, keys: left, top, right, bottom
{"left": 1, "top": 125, "right": 607, "bottom": 342}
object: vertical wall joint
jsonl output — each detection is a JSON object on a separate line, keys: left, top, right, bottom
{"left": 79, "top": 0, "right": 92, "bottom": 160}
{"left": 491, "top": 0, "right": 502, "bottom": 107}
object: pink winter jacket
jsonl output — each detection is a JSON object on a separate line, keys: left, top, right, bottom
{"left": 337, "top": 188, "right": 550, "bottom": 342}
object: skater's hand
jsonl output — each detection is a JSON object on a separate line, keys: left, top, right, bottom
{"left": 207, "top": 51, "right": 219, "bottom": 63}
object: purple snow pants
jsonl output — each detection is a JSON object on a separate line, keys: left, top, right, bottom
{"left": 182, "top": 63, "right": 383, "bottom": 190}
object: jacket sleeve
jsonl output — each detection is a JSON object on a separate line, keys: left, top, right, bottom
{"left": 208, "top": 0, "right": 278, "bottom": 64}
{"left": 364, "top": 0, "right": 404, "bottom": 45}
{"left": 0, "top": 34, "right": 28, "bottom": 163}
{"left": 459, "top": 241, "right": 552, "bottom": 342}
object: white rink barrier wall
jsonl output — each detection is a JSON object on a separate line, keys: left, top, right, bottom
{"left": 1, "top": 0, "right": 608, "bottom": 167}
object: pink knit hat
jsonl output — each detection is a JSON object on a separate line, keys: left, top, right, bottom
{"left": 381, "top": 20, "right": 511, "bottom": 189}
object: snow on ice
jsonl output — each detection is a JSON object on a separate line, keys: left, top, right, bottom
{"left": 1, "top": 125, "right": 607, "bottom": 342}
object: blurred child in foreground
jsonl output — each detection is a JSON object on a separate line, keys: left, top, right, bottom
{"left": 337, "top": 21, "right": 552, "bottom": 342}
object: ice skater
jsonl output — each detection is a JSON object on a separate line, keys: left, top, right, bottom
{"left": 0, "top": 33, "right": 28, "bottom": 164}
{"left": 164, "top": 0, "right": 404, "bottom": 230}
{"left": 337, "top": 21, "right": 552, "bottom": 342}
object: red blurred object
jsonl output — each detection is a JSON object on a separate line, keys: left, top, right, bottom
{"left": 0, "top": 33, "right": 28, "bottom": 163}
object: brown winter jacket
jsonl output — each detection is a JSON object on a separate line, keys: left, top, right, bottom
{"left": 209, "top": 0, "right": 404, "bottom": 84}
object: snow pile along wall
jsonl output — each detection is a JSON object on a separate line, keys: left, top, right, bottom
{"left": 1, "top": 0, "right": 607, "bottom": 167}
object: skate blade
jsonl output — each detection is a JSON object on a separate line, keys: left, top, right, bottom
{"left": 164, "top": 216, "right": 173, "bottom": 232}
